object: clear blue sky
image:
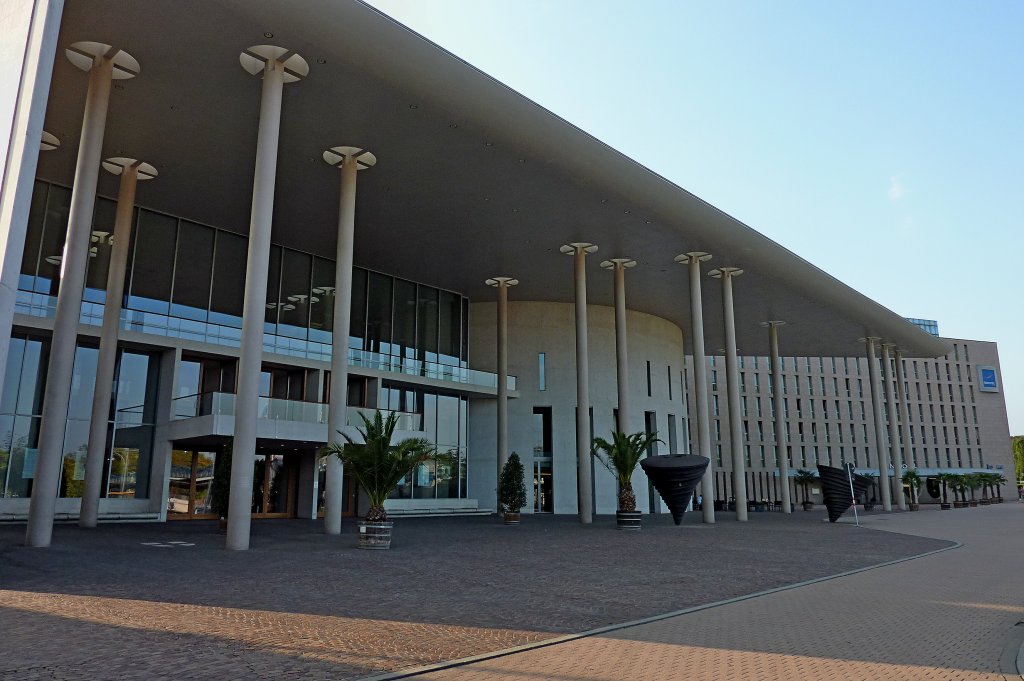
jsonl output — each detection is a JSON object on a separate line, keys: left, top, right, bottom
{"left": 366, "top": 0, "right": 1024, "bottom": 435}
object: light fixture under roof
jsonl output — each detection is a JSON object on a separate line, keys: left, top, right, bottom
{"left": 263, "top": 32, "right": 274, "bottom": 38}
{"left": 409, "top": 104, "right": 418, "bottom": 109}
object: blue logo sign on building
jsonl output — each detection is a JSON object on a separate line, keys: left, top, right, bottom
{"left": 978, "top": 366, "right": 999, "bottom": 392}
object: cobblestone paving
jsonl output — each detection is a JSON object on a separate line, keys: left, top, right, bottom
{"left": 419, "top": 504, "right": 1024, "bottom": 681}
{"left": 0, "top": 510, "right": 949, "bottom": 680}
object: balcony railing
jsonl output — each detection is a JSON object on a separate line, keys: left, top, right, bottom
{"left": 16, "top": 291, "right": 515, "bottom": 391}
{"left": 170, "top": 392, "right": 423, "bottom": 431}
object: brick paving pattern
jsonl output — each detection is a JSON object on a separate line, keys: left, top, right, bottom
{"left": 420, "top": 504, "right": 1024, "bottom": 681}
{"left": 0, "top": 510, "right": 950, "bottom": 679}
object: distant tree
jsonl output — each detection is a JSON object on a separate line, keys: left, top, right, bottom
{"left": 1013, "top": 436, "right": 1024, "bottom": 485}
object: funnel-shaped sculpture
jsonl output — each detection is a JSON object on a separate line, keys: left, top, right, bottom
{"left": 640, "top": 455, "right": 710, "bottom": 525}
{"left": 817, "top": 464, "right": 871, "bottom": 523}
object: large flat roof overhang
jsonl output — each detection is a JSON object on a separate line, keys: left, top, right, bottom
{"left": 34, "top": 0, "right": 949, "bottom": 358}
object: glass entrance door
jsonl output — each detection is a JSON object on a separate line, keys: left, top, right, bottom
{"left": 168, "top": 448, "right": 297, "bottom": 519}
{"left": 533, "top": 458, "right": 553, "bottom": 513}
{"left": 168, "top": 450, "right": 219, "bottom": 518}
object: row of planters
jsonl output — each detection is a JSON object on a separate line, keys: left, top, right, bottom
{"left": 763, "top": 467, "right": 1006, "bottom": 515}
{"left": 934, "top": 472, "right": 1007, "bottom": 509}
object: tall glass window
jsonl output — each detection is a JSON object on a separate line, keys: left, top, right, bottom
{"left": 366, "top": 271, "right": 393, "bottom": 355}
{"left": 170, "top": 220, "right": 215, "bottom": 322}
{"left": 308, "top": 256, "right": 335, "bottom": 344}
{"left": 208, "top": 230, "right": 246, "bottom": 329}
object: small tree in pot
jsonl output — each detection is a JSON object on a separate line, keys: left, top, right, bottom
{"left": 936, "top": 473, "right": 952, "bottom": 510}
{"left": 794, "top": 469, "right": 817, "bottom": 511}
{"left": 862, "top": 472, "right": 878, "bottom": 510}
{"left": 593, "top": 430, "right": 661, "bottom": 530}
{"left": 902, "top": 468, "right": 922, "bottom": 511}
{"left": 497, "top": 452, "right": 527, "bottom": 524}
{"left": 322, "top": 411, "right": 437, "bottom": 550}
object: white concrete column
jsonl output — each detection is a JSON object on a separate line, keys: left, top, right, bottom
{"left": 601, "top": 258, "right": 636, "bottom": 434}
{"left": 765, "top": 321, "right": 792, "bottom": 513}
{"left": 486, "top": 276, "right": 518, "bottom": 489}
{"left": 864, "top": 337, "right": 893, "bottom": 512}
{"left": 322, "top": 146, "right": 374, "bottom": 535}
{"left": 881, "top": 343, "right": 906, "bottom": 510}
{"left": 675, "top": 252, "right": 714, "bottom": 523}
{"left": 0, "top": 0, "right": 64, "bottom": 417}
{"left": 710, "top": 266, "right": 747, "bottom": 521}
{"left": 26, "top": 42, "right": 139, "bottom": 548}
{"left": 80, "top": 158, "right": 157, "bottom": 528}
{"left": 895, "top": 349, "right": 913, "bottom": 490}
{"left": 561, "top": 242, "right": 597, "bottom": 523}
{"left": 227, "top": 46, "right": 308, "bottom": 551}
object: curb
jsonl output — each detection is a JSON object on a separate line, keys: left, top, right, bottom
{"left": 359, "top": 540, "right": 961, "bottom": 680}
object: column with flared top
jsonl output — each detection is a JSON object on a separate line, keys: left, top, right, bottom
{"left": 764, "top": 320, "right": 792, "bottom": 513}
{"left": 600, "top": 258, "right": 635, "bottom": 435}
{"left": 80, "top": 158, "right": 157, "bottom": 528}
{"left": 560, "top": 243, "right": 597, "bottom": 523}
{"left": 675, "top": 252, "right": 714, "bottom": 523}
{"left": 486, "top": 276, "right": 518, "bottom": 495}
{"left": 709, "top": 266, "right": 747, "bottom": 521}
{"left": 881, "top": 343, "right": 906, "bottom": 509}
{"left": 864, "top": 337, "right": 893, "bottom": 512}
{"left": 322, "top": 147, "right": 375, "bottom": 535}
{"left": 227, "top": 45, "right": 308, "bottom": 551}
{"left": 26, "top": 42, "right": 139, "bottom": 547}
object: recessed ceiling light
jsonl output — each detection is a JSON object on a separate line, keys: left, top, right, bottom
{"left": 645, "top": 220, "right": 652, "bottom": 224}
{"left": 263, "top": 32, "right": 274, "bottom": 38}
{"left": 316, "top": 58, "right": 327, "bottom": 64}
{"left": 483, "top": 197, "right": 490, "bottom": 201}
{"left": 518, "top": 158, "right": 525, "bottom": 163}
{"left": 409, "top": 104, "right": 418, "bottom": 109}
{"left": 449, "top": 123, "right": 458, "bottom": 129}
{"left": 484, "top": 141, "right": 493, "bottom": 147}
{"left": 601, "top": 199, "right": 608, "bottom": 204}
{"left": 624, "top": 210, "right": 631, "bottom": 214}
{"left": 512, "top": 208, "right": 519, "bottom": 213}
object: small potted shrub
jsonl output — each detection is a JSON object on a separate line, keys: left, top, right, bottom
{"left": 498, "top": 452, "right": 527, "bottom": 524}
{"left": 948, "top": 474, "right": 968, "bottom": 508}
{"left": 794, "top": 469, "right": 817, "bottom": 511}
{"left": 593, "top": 430, "right": 661, "bottom": 530}
{"left": 322, "top": 411, "right": 437, "bottom": 550}
{"left": 965, "top": 473, "right": 981, "bottom": 507}
{"left": 903, "top": 468, "right": 921, "bottom": 511}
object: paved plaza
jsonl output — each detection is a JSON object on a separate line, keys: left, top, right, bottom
{"left": 0, "top": 505, "right": 1015, "bottom": 680}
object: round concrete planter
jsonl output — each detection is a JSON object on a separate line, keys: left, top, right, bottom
{"left": 503, "top": 512, "right": 521, "bottom": 525}
{"left": 616, "top": 510, "right": 642, "bottom": 530}
{"left": 909, "top": 503, "right": 920, "bottom": 511}
{"left": 940, "top": 503, "right": 952, "bottom": 510}
{"left": 969, "top": 500, "right": 979, "bottom": 507}
{"left": 953, "top": 501, "right": 967, "bottom": 509}
{"left": 357, "top": 521, "right": 393, "bottom": 549}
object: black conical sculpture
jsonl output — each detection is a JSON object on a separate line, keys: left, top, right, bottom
{"left": 817, "top": 464, "right": 871, "bottom": 523}
{"left": 640, "top": 455, "right": 710, "bottom": 525}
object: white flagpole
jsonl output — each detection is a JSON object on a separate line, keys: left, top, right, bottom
{"left": 847, "top": 463, "right": 860, "bottom": 527}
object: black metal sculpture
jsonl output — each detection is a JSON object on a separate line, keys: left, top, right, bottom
{"left": 640, "top": 455, "right": 710, "bottom": 525}
{"left": 817, "top": 464, "right": 871, "bottom": 523}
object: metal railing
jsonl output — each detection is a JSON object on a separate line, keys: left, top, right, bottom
{"left": 170, "top": 392, "right": 422, "bottom": 431}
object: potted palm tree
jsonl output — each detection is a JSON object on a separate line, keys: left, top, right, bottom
{"left": 937, "top": 473, "right": 952, "bottom": 510}
{"left": 593, "top": 430, "right": 661, "bottom": 530}
{"left": 978, "top": 472, "right": 993, "bottom": 505}
{"left": 948, "top": 474, "right": 968, "bottom": 508}
{"left": 903, "top": 468, "right": 921, "bottom": 511}
{"left": 497, "top": 452, "right": 527, "bottom": 524}
{"left": 965, "top": 473, "right": 981, "bottom": 507}
{"left": 794, "top": 469, "right": 817, "bottom": 511}
{"left": 322, "top": 410, "right": 437, "bottom": 550}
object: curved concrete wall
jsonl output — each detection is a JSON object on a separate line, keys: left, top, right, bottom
{"left": 468, "top": 301, "right": 690, "bottom": 515}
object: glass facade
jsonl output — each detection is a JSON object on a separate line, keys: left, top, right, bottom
{"left": 0, "top": 334, "right": 158, "bottom": 499}
{"left": 17, "top": 180, "right": 472, "bottom": 371}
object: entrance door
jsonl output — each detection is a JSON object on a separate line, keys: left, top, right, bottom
{"left": 533, "top": 458, "right": 553, "bottom": 513}
{"left": 317, "top": 464, "right": 359, "bottom": 518}
{"left": 168, "top": 450, "right": 220, "bottom": 518}
{"left": 251, "top": 453, "right": 297, "bottom": 518}
{"left": 168, "top": 449, "right": 298, "bottom": 519}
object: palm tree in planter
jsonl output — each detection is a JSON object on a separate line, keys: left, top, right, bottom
{"left": 793, "top": 469, "right": 817, "bottom": 511}
{"left": 593, "top": 430, "right": 661, "bottom": 530}
{"left": 936, "top": 473, "right": 953, "bottom": 510}
{"left": 498, "top": 452, "right": 527, "bottom": 524}
{"left": 322, "top": 410, "right": 438, "bottom": 550}
{"left": 991, "top": 473, "right": 1008, "bottom": 502}
{"left": 978, "top": 472, "right": 994, "bottom": 505}
{"left": 964, "top": 473, "right": 981, "bottom": 507}
{"left": 902, "top": 468, "right": 922, "bottom": 511}
{"left": 948, "top": 474, "right": 969, "bottom": 508}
